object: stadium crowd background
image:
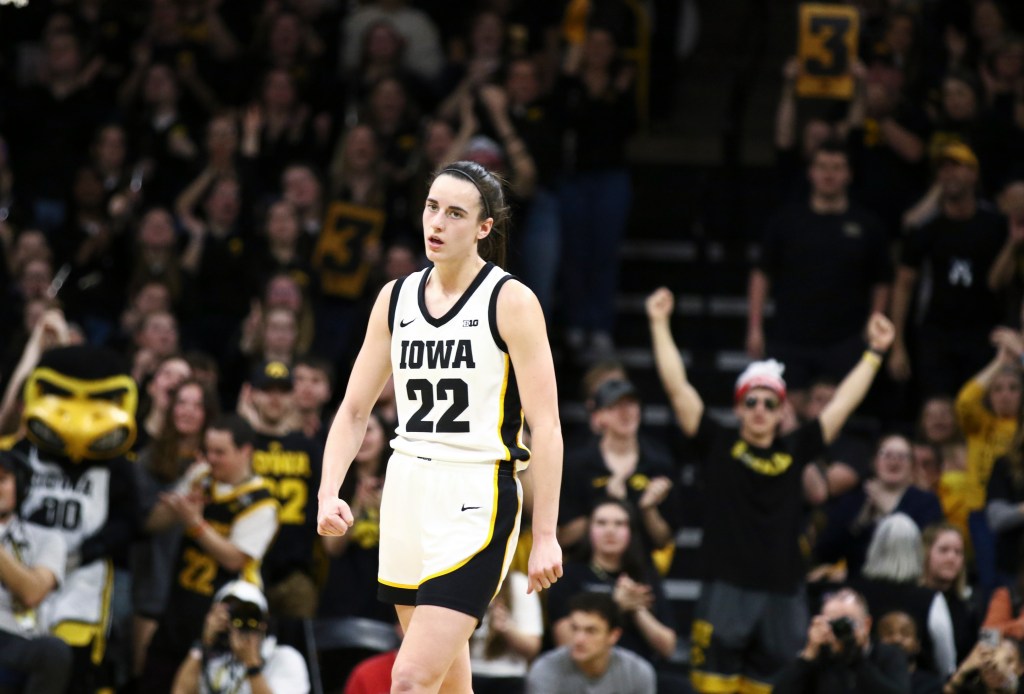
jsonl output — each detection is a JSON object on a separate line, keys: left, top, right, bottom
{"left": 6, "top": 0, "right": 1024, "bottom": 693}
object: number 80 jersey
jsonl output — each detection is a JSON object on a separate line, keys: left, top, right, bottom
{"left": 389, "top": 263, "right": 530, "bottom": 467}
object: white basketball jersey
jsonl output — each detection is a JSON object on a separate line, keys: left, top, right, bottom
{"left": 389, "top": 263, "right": 530, "bottom": 466}
{"left": 22, "top": 447, "right": 111, "bottom": 554}
{"left": 22, "top": 447, "right": 114, "bottom": 629}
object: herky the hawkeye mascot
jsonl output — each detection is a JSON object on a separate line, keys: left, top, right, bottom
{"left": 3, "top": 346, "right": 138, "bottom": 693}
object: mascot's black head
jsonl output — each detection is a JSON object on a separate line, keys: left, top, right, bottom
{"left": 0, "top": 449, "right": 31, "bottom": 517}
{"left": 22, "top": 346, "right": 138, "bottom": 463}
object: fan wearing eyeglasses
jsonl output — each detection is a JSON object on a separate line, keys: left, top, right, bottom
{"left": 645, "top": 287, "right": 896, "bottom": 694}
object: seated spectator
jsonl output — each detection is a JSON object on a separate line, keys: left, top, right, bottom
{"left": 343, "top": 647, "right": 398, "bottom": 694}
{"left": 0, "top": 450, "right": 73, "bottom": 694}
{"left": 850, "top": 514, "right": 957, "bottom": 677}
{"left": 132, "top": 378, "right": 219, "bottom": 677}
{"left": 340, "top": 0, "right": 444, "bottom": 83}
{"left": 280, "top": 164, "right": 325, "bottom": 238}
{"left": 248, "top": 203, "right": 314, "bottom": 295}
{"left": 982, "top": 553, "right": 1024, "bottom": 641}
{"left": 135, "top": 355, "right": 193, "bottom": 450}
{"left": 178, "top": 168, "right": 255, "bottom": 360}
{"left": 170, "top": 580, "right": 309, "bottom": 694}
{"left": 797, "top": 378, "right": 874, "bottom": 503}
{"left": 817, "top": 434, "right": 944, "bottom": 580}
{"left": 946, "top": 635, "right": 1024, "bottom": 694}
{"left": 920, "top": 396, "right": 964, "bottom": 450}
{"left": 469, "top": 570, "right": 542, "bottom": 694}
{"left": 291, "top": 356, "right": 334, "bottom": 442}
{"left": 547, "top": 499, "right": 677, "bottom": 665}
{"left": 125, "top": 209, "right": 185, "bottom": 312}
{"left": 921, "top": 523, "right": 978, "bottom": 667}
{"left": 141, "top": 415, "right": 279, "bottom": 694}
{"left": 774, "top": 588, "right": 910, "bottom": 694}
{"left": 913, "top": 441, "right": 943, "bottom": 494}
{"left": 958, "top": 331, "right": 1023, "bottom": 515}
{"left": 239, "top": 69, "right": 316, "bottom": 200}
{"left": 558, "top": 379, "right": 677, "bottom": 554}
{"left": 938, "top": 442, "right": 972, "bottom": 547}
{"left": 525, "top": 592, "right": 656, "bottom": 694}
{"left": 958, "top": 330, "right": 1023, "bottom": 595}
{"left": 226, "top": 306, "right": 301, "bottom": 407}
{"left": 130, "top": 310, "right": 181, "bottom": 385}
{"left": 985, "top": 444, "right": 1024, "bottom": 585}
{"left": 318, "top": 411, "right": 394, "bottom": 690}
{"left": 118, "top": 280, "right": 176, "bottom": 351}
{"left": 876, "top": 611, "right": 945, "bottom": 694}
{"left": 319, "top": 409, "right": 390, "bottom": 621}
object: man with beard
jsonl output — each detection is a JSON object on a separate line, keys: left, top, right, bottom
{"left": 245, "top": 361, "right": 323, "bottom": 618}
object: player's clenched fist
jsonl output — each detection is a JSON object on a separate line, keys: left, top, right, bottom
{"left": 317, "top": 497, "right": 355, "bottom": 536}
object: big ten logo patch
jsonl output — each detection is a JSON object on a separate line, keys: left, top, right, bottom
{"left": 691, "top": 619, "right": 713, "bottom": 667}
{"left": 463, "top": 319, "right": 479, "bottom": 327}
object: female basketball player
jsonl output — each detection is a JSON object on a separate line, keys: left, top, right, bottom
{"left": 317, "top": 160, "right": 563, "bottom": 694}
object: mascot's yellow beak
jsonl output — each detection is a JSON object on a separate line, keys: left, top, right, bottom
{"left": 22, "top": 368, "right": 138, "bottom": 463}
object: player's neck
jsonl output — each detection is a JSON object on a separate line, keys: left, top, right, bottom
{"left": 430, "top": 256, "right": 486, "bottom": 295}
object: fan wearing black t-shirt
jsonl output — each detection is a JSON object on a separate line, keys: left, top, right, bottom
{"left": 890, "top": 143, "right": 1011, "bottom": 398}
{"left": 646, "top": 288, "right": 896, "bottom": 694}
{"left": 747, "top": 141, "right": 892, "bottom": 412}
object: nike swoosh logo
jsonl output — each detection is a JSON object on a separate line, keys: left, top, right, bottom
{"left": 461, "top": 505, "right": 480, "bottom": 512}
{"left": 400, "top": 318, "right": 416, "bottom": 327}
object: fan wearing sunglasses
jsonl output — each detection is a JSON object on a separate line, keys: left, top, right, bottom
{"left": 645, "top": 287, "right": 896, "bottom": 694}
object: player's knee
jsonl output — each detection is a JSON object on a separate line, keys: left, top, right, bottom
{"left": 391, "top": 659, "right": 442, "bottom": 692}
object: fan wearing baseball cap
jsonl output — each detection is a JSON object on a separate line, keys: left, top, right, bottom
{"left": 890, "top": 139, "right": 1011, "bottom": 397}
{"left": 558, "top": 378, "right": 679, "bottom": 555}
{"left": 172, "top": 580, "right": 310, "bottom": 693}
{"left": 243, "top": 360, "right": 324, "bottom": 620}
{"left": 645, "top": 287, "right": 895, "bottom": 694}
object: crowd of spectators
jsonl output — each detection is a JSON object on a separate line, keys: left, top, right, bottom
{"left": 10, "top": 1, "right": 1024, "bottom": 694}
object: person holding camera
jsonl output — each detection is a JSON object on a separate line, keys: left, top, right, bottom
{"left": 0, "top": 450, "right": 72, "bottom": 694}
{"left": 171, "top": 580, "right": 309, "bottom": 694}
{"left": 945, "top": 634, "right": 1024, "bottom": 694}
{"left": 774, "top": 588, "right": 911, "bottom": 694}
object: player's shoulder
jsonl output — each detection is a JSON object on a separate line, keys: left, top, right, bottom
{"left": 492, "top": 273, "right": 536, "bottom": 310}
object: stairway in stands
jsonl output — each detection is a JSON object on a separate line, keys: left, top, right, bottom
{"left": 549, "top": 0, "right": 812, "bottom": 665}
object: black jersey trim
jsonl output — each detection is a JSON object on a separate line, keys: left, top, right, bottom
{"left": 488, "top": 275, "right": 517, "bottom": 353}
{"left": 500, "top": 362, "right": 530, "bottom": 463}
{"left": 417, "top": 262, "right": 495, "bottom": 328}
{"left": 388, "top": 276, "right": 407, "bottom": 335}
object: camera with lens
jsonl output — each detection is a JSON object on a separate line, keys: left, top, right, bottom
{"left": 228, "top": 600, "right": 264, "bottom": 634}
{"left": 209, "top": 600, "right": 265, "bottom": 653}
{"left": 829, "top": 616, "right": 859, "bottom": 657}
